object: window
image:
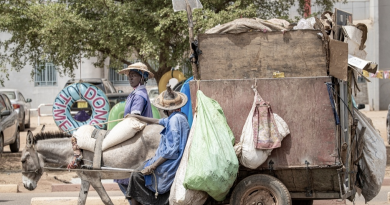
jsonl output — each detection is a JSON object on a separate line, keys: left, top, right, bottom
{"left": 3, "top": 95, "right": 12, "bottom": 111}
{"left": 18, "top": 92, "right": 26, "bottom": 102}
{"left": 109, "top": 64, "right": 131, "bottom": 85}
{"left": 35, "top": 62, "right": 57, "bottom": 86}
{"left": 0, "top": 95, "right": 6, "bottom": 112}
{"left": 2, "top": 91, "right": 16, "bottom": 100}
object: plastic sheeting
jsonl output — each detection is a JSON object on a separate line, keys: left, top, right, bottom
{"left": 355, "top": 110, "right": 386, "bottom": 203}
{"left": 205, "top": 18, "right": 288, "bottom": 34}
{"left": 169, "top": 113, "right": 208, "bottom": 205}
{"left": 183, "top": 90, "right": 239, "bottom": 201}
{"left": 180, "top": 76, "right": 194, "bottom": 128}
{"left": 172, "top": 0, "right": 202, "bottom": 12}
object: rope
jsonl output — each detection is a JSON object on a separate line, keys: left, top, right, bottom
{"left": 65, "top": 118, "right": 126, "bottom": 133}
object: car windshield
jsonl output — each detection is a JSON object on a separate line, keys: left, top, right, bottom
{"left": 2, "top": 91, "right": 16, "bottom": 100}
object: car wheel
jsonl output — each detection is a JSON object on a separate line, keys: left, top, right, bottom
{"left": 20, "top": 115, "right": 25, "bottom": 131}
{"left": 25, "top": 113, "right": 30, "bottom": 129}
{"left": 0, "top": 134, "right": 3, "bottom": 157}
{"left": 10, "top": 129, "right": 20, "bottom": 153}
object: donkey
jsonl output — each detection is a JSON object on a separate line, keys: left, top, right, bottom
{"left": 21, "top": 124, "right": 163, "bottom": 205}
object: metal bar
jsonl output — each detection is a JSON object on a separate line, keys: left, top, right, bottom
{"left": 44, "top": 167, "right": 136, "bottom": 173}
{"left": 339, "top": 81, "right": 350, "bottom": 192}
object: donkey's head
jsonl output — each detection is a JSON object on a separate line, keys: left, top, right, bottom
{"left": 21, "top": 131, "right": 43, "bottom": 190}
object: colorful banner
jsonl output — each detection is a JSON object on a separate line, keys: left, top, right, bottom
{"left": 367, "top": 70, "right": 390, "bottom": 79}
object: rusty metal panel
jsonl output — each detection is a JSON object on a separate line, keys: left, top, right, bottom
{"left": 189, "top": 77, "right": 337, "bottom": 168}
{"left": 198, "top": 30, "right": 327, "bottom": 80}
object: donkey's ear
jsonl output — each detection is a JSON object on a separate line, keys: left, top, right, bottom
{"left": 40, "top": 125, "right": 45, "bottom": 132}
{"left": 26, "top": 130, "right": 33, "bottom": 147}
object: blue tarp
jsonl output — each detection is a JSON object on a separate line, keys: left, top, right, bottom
{"left": 180, "top": 76, "right": 194, "bottom": 128}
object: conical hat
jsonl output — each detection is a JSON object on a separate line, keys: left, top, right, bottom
{"left": 118, "top": 62, "right": 155, "bottom": 78}
{"left": 152, "top": 85, "right": 188, "bottom": 111}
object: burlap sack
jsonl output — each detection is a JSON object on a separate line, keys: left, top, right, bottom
{"left": 73, "top": 125, "right": 96, "bottom": 152}
{"left": 73, "top": 117, "right": 147, "bottom": 152}
{"left": 102, "top": 117, "right": 146, "bottom": 151}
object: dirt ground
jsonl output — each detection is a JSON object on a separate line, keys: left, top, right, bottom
{"left": 0, "top": 111, "right": 389, "bottom": 193}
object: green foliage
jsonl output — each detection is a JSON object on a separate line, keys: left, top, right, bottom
{"left": 0, "top": 0, "right": 337, "bottom": 85}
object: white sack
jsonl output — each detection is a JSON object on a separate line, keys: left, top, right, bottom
{"left": 73, "top": 125, "right": 96, "bottom": 152}
{"left": 102, "top": 117, "right": 146, "bottom": 151}
{"left": 234, "top": 90, "right": 290, "bottom": 169}
{"left": 169, "top": 113, "right": 208, "bottom": 205}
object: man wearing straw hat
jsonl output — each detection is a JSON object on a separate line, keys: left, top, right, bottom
{"left": 124, "top": 84, "right": 189, "bottom": 205}
{"left": 114, "top": 62, "right": 155, "bottom": 202}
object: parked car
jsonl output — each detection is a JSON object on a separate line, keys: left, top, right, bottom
{"left": 387, "top": 104, "right": 390, "bottom": 145}
{"left": 0, "top": 89, "right": 31, "bottom": 131}
{"left": 0, "top": 93, "right": 20, "bottom": 155}
{"left": 64, "top": 78, "right": 129, "bottom": 117}
{"left": 148, "top": 87, "right": 159, "bottom": 102}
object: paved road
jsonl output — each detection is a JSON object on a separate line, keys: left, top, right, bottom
{"left": 0, "top": 187, "right": 389, "bottom": 205}
{"left": 0, "top": 191, "right": 124, "bottom": 205}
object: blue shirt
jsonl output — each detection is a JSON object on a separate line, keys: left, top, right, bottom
{"left": 114, "top": 85, "right": 153, "bottom": 185}
{"left": 144, "top": 112, "right": 190, "bottom": 194}
{"left": 123, "top": 85, "right": 153, "bottom": 118}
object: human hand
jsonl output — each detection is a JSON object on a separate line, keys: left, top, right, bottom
{"left": 141, "top": 166, "right": 155, "bottom": 175}
{"left": 125, "top": 114, "right": 138, "bottom": 119}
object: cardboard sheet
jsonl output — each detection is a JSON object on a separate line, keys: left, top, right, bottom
{"left": 329, "top": 39, "right": 348, "bottom": 81}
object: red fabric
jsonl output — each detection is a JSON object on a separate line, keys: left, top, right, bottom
{"left": 252, "top": 92, "right": 281, "bottom": 149}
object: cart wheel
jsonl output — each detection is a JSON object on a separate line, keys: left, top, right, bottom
{"left": 230, "top": 174, "right": 291, "bottom": 205}
{"left": 292, "top": 199, "right": 313, "bottom": 205}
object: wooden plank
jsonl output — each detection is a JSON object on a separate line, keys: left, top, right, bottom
{"left": 198, "top": 30, "right": 327, "bottom": 80}
{"left": 189, "top": 77, "right": 337, "bottom": 167}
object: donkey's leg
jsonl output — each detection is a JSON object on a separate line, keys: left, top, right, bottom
{"left": 77, "top": 171, "right": 114, "bottom": 205}
{"left": 77, "top": 179, "right": 90, "bottom": 205}
{"left": 89, "top": 178, "right": 114, "bottom": 205}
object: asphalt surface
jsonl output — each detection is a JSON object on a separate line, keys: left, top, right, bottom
{"left": 0, "top": 191, "right": 124, "bottom": 205}
{"left": 0, "top": 187, "right": 389, "bottom": 205}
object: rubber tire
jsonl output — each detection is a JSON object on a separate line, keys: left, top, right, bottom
{"left": 292, "top": 199, "right": 314, "bottom": 205}
{"left": 20, "top": 115, "right": 25, "bottom": 131}
{"left": 25, "top": 113, "right": 30, "bottom": 128}
{"left": 230, "top": 174, "right": 291, "bottom": 205}
{"left": 10, "top": 129, "right": 20, "bottom": 153}
{"left": 0, "top": 134, "right": 3, "bottom": 157}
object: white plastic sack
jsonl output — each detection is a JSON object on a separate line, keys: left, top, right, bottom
{"left": 169, "top": 113, "right": 208, "bottom": 205}
{"left": 102, "top": 117, "right": 146, "bottom": 151}
{"left": 234, "top": 89, "right": 290, "bottom": 169}
{"left": 172, "top": 0, "right": 203, "bottom": 12}
{"left": 355, "top": 110, "right": 386, "bottom": 203}
{"left": 293, "top": 17, "right": 316, "bottom": 30}
{"left": 73, "top": 125, "right": 96, "bottom": 152}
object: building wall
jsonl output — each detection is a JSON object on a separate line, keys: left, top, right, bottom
{"left": 378, "top": 0, "right": 390, "bottom": 110}
{"left": 0, "top": 32, "right": 109, "bottom": 115}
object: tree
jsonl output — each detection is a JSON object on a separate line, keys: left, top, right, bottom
{"left": 0, "top": 0, "right": 338, "bottom": 85}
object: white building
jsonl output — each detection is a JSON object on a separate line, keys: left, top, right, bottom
{"left": 290, "top": 0, "right": 387, "bottom": 110}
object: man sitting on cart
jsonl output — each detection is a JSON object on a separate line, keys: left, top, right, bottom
{"left": 125, "top": 84, "right": 189, "bottom": 205}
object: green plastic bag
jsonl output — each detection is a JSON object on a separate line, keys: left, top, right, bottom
{"left": 183, "top": 90, "right": 239, "bottom": 201}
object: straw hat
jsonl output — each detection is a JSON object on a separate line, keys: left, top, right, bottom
{"left": 118, "top": 62, "right": 155, "bottom": 79}
{"left": 152, "top": 85, "right": 188, "bottom": 111}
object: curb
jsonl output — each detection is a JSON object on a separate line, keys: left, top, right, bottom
{"left": 383, "top": 178, "right": 390, "bottom": 186}
{"left": 52, "top": 183, "right": 120, "bottom": 192}
{"left": 31, "top": 196, "right": 128, "bottom": 205}
{"left": 0, "top": 184, "right": 19, "bottom": 193}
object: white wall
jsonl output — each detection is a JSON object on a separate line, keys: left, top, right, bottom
{"left": 0, "top": 32, "right": 107, "bottom": 114}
